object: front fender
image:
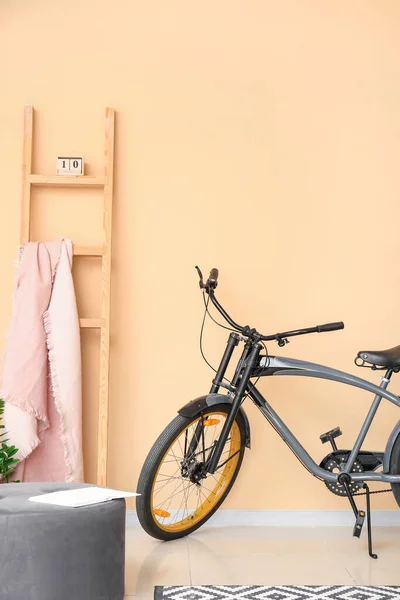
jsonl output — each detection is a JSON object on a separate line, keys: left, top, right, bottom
{"left": 383, "top": 420, "right": 400, "bottom": 472}
{"left": 178, "top": 393, "right": 251, "bottom": 448}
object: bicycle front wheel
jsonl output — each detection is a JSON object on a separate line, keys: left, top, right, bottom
{"left": 136, "top": 404, "right": 246, "bottom": 540}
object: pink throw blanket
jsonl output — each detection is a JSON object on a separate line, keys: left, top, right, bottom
{"left": 1, "top": 239, "right": 83, "bottom": 482}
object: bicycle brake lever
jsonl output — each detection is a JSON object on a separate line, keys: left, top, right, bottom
{"left": 195, "top": 265, "right": 205, "bottom": 289}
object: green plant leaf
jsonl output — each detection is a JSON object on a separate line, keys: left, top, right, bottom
{"left": 0, "top": 399, "right": 20, "bottom": 484}
{"left": 2, "top": 468, "right": 16, "bottom": 476}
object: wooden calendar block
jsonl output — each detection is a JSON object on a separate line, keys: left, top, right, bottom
{"left": 56, "top": 156, "right": 84, "bottom": 176}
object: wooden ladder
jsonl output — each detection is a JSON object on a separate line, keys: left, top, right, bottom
{"left": 20, "top": 105, "right": 115, "bottom": 486}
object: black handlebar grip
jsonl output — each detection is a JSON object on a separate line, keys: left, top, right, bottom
{"left": 207, "top": 268, "right": 219, "bottom": 289}
{"left": 209, "top": 268, "right": 219, "bottom": 282}
{"left": 317, "top": 321, "right": 344, "bottom": 333}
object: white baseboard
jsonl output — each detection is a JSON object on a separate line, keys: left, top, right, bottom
{"left": 126, "top": 509, "right": 400, "bottom": 528}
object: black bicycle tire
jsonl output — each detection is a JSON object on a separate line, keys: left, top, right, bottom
{"left": 136, "top": 404, "right": 246, "bottom": 541}
{"left": 389, "top": 431, "right": 400, "bottom": 506}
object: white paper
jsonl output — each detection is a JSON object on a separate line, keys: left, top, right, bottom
{"left": 28, "top": 487, "right": 139, "bottom": 508}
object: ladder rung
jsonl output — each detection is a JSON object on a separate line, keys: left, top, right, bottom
{"left": 28, "top": 174, "right": 106, "bottom": 187}
{"left": 80, "top": 318, "right": 105, "bottom": 328}
{"left": 73, "top": 245, "right": 105, "bottom": 256}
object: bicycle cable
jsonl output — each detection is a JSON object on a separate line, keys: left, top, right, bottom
{"left": 199, "top": 293, "right": 217, "bottom": 374}
{"left": 199, "top": 293, "right": 235, "bottom": 387}
{"left": 199, "top": 290, "right": 270, "bottom": 393}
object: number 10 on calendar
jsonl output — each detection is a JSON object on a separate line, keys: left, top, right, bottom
{"left": 56, "top": 156, "right": 84, "bottom": 176}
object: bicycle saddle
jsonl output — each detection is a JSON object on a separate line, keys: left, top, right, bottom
{"left": 357, "top": 346, "right": 400, "bottom": 369}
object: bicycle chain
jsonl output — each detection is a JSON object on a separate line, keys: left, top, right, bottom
{"left": 353, "top": 487, "right": 392, "bottom": 497}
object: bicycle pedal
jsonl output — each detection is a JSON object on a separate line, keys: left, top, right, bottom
{"left": 353, "top": 510, "right": 365, "bottom": 538}
{"left": 320, "top": 427, "right": 342, "bottom": 444}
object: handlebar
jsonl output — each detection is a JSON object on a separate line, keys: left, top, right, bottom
{"left": 196, "top": 266, "right": 344, "bottom": 343}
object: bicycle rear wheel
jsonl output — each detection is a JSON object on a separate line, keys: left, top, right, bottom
{"left": 389, "top": 432, "right": 400, "bottom": 506}
{"left": 136, "top": 404, "right": 246, "bottom": 540}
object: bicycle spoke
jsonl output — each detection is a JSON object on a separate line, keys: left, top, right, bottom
{"left": 182, "top": 479, "right": 190, "bottom": 522}
{"left": 196, "top": 484, "right": 202, "bottom": 512}
{"left": 155, "top": 479, "right": 193, "bottom": 511}
{"left": 153, "top": 472, "right": 182, "bottom": 498}
{"left": 170, "top": 446, "right": 182, "bottom": 464}
{"left": 177, "top": 435, "right": 185, "bottom": 459}
{"left": 175, "top": 482, "right": 191, "bottom": 524}
{"left": 153, "top": 462, "right": 182, "bottom": 492}
{"left": 157, "top": 474, "right": 182, "bottom": 481}
{"left": 154, "top": 477, "right": 188, "bottom": 509}
{"left": 199, "top": 486, "right": 211, "bottom": 505}
{"left": 210, "top": 472, "right": 225, "bottom": 487}
{"left": 200, "top": 482, "right": 215, "bottom": 494}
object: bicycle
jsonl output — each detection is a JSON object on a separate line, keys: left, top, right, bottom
{"left": 137, "top": 267, "right": 400, "bottom": 558}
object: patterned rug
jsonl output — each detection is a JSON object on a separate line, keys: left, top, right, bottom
{"left": 154, "top": 586, "right": 400, "bottom": 600}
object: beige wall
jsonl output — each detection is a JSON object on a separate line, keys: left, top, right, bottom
{"left": 1, "top": 0, "right": 400, "bottom": 510}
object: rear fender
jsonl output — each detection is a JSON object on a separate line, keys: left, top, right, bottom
{"left": 178, "top": 393, "right": 251, "bottom": 448}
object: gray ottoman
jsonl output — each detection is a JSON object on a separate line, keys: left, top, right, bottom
{"left": 0, "top": 483, "right": 126, "bottom": 600}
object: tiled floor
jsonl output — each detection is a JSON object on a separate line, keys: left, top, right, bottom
{"left": 125, "top": 525, "right": 400, "bottom": 599}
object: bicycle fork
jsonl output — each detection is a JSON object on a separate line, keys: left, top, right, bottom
{"left": 206, "top": 342, "right": 262, "bottom": 474}
{"left": 184, "top": 336, "right": 260, "bottom": 476}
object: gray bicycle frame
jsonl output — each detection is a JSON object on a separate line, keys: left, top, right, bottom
{"left": 248, "top": 355, "right": 400, "bottom": 484}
